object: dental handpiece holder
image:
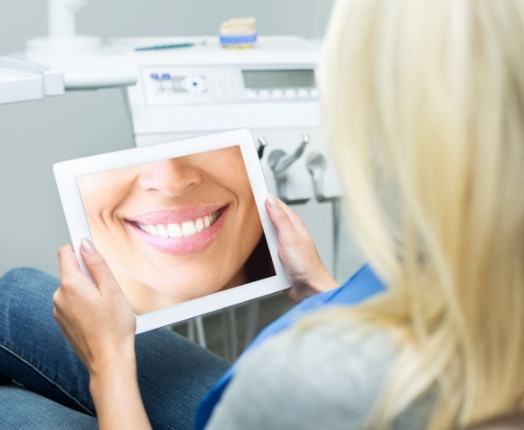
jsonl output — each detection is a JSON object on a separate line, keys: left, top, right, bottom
{"left": 306, "top": 152, "right": 337, "bottom": 203}
{"left": 268, "top": 133, "right": 310, "bottom": 204}
{"left": 256, "top": 137, "right": 268, "bottom": 159}
{"left": 306, "top": 151, "right": 344, "bottom": 276}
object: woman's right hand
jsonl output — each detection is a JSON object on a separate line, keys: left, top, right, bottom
{"left": 55, "top": 241, "right": 137, "bottom": 377}
{"left": 265, "top": 195, "right": 338, "bottom": 302}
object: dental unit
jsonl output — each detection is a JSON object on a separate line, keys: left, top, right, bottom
{"left": 1, "top": 0, "right": 353, "bottom": 356}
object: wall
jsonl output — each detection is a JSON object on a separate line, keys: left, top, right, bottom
{"left": 0, "top": 0, "right": 364, "bottom": 281}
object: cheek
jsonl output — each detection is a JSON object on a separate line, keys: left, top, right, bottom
{"left": 79, "top": 177, "right": 133, "bottom": 222}
{"left": 235, "top": 181, "right": 263, "bottom": 241}
{"left": 237, "top": 177, "right": 257, "bottom": 210}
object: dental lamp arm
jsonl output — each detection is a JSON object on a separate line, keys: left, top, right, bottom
{"left": 25, "top": 0, "right": 138, "bottom": 90}
{"left": 49, "top": 0, "right": 87, "bottom": 38}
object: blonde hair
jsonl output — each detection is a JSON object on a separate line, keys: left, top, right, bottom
{"left": 317, "top": 0, "right": 524, "bottom": 428}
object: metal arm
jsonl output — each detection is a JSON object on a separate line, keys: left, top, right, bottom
{"left": 267, "top": 133, "right": 310, "bottom": 204}
{"left": 268, "top": 133, "right": 309, "bottom": 179}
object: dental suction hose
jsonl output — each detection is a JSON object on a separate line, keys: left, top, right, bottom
{"left": 306, "top": 151, "right": 341, "bottom": 278}
{"left": 306, "top": 151, "right": 327, "bottom": 201}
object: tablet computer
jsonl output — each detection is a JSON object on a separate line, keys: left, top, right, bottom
{"left": 54, "top": 128, "right": 288, "bottom": 334}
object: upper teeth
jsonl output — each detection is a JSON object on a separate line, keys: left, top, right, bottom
{"left": 138, "top": 213, "right": 218, "bottom": 238}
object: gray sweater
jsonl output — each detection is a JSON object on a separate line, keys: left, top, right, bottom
{"left": 206, "top": 322, "right": 433, "bottom": 429}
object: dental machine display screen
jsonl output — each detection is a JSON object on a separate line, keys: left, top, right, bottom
{"left": 242, "top": 69, "right": 315, "bottom": 89}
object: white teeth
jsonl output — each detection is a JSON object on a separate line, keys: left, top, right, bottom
{"left": 182, "top": 221, "right": 196, "bottom": 236}
{"left": 157, "top": 224, "right": 169, "bottom": 238}
{"left": 167, "top": 223, "right": 183, "bottom": 238}
{"left": 136, "top": 211, "right": 221, "bottom": 238}
{"left": 195, "top": 217, "right": 204, "bottom": 232}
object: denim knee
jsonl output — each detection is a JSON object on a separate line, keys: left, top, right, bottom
{"left": 0, "top": 267, "right": 59, "bottom": 340}
{"left": 0, "top": 268, "right": 58, "bottom": 298}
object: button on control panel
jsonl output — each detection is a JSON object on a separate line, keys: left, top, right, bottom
{"left": 142, "top": 66, "right": 319, "bottom": 106}
{"left": 239, "top": 88, "right": 316, "bottom": 101}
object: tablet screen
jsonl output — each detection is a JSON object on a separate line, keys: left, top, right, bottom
{"left": 77, "top": 145, "right": 276, "bottom": 315}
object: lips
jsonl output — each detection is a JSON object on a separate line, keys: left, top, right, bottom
{"left": 126, "top": 205, "right": 228, "bottom": 255}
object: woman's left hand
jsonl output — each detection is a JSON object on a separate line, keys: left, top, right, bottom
{"left": 54, "top": 239, "right": 136, "bottom": 376}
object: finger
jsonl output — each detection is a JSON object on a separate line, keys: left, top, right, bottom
{"left": 265, "top": 195, "right": 298, "bottom": 243}
{"left": 58, "top": 245, "right": 86, "bottom": 284}
{"left": 79, "top": 238, "right": 119, "bottom": 292}
{"left": 277, "top": 199, "right": 309, "bottom": 236}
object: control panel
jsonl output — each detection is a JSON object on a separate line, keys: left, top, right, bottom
{"left": 142, "top": 66, "right": 319, "bottom": 106}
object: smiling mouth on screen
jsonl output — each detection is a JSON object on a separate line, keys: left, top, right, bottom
{"left": 125, "top": 205, "right": 228, "bottom": 255}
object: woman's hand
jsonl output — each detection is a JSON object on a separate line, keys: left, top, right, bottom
{"left": 266, "top": 195, "right": 338, "bottom": 302}
{"left": 54, "top": 239, "right": 136, "bottom": 376}
{"left": 55, "top": 240, "right": 152, "bottom": 430}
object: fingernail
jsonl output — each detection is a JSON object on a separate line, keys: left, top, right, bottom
{"left": 80, "top": 238, "right": 95, "bottom": 254}
{"left": 267, "top": 194, "right": 279, "bottom": 208}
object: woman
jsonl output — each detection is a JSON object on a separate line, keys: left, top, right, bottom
{"left": 78, "top": 146, "right": 275, "bottom": 313}
{"left": 1, "top": 0, "right": 524, "bottom": 428}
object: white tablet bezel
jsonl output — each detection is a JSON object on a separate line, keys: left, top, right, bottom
{"left": 53, "top": 128, "right": 289, "bottom": 334}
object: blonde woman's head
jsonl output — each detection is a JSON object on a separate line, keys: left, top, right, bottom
{"left": 318, "top": 0, "right": 524, "bottom": 428}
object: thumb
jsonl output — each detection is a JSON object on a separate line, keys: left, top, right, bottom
{"left": 265, "top": 195, "right": 297, "bottom": 244}
{"left": 79, "top": 238, "right": 118, "bottom": 291}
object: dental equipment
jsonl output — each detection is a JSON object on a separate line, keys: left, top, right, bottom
{"left": 114, "top": 34, "right": 344, "bottom": 274}
{"left": 268, "top": 133, "right": 310, "bottom": 204}
{"left": 0, "top": 57, "right": 64, "bottom": 105}
{"left": 26, "top": 0, "right": 101, "bottom": 60}
{"left": 306, "top": 152, "right": 342, "bottom": 275}
{"left": 23, "top": 0, "right": 137, "bottom": 90}
{"left": 135, "top": 41, "right": 207, "bottom": 52}
{"left": 256, "top": 137, "right": 268, "bottom": 159}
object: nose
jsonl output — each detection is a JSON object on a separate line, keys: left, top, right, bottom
{"left": 137, "top": 158, "right": 203, "bottom": 197}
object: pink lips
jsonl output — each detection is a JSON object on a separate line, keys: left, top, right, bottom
{"left": 130, "top": 205, "right": 224, "bottom": 225}
{"left": 126, "top": 205, "right": 228, "bottom": 255}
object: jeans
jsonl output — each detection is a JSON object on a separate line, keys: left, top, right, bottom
{"left": 0, "top": 268, "right": 230, "bottom": 430}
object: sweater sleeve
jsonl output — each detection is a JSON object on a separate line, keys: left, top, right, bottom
{"left": 204, "top": 322, "right": 427, "bottom": 430}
